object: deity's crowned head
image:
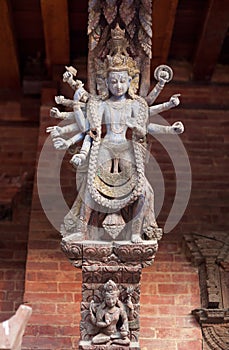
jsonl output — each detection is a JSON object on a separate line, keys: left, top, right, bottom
{"left": 103, "top": 280, "right": 120, "bottom": 307}
{"left": 95, "top": 24, "right": 140, "bottom": 99}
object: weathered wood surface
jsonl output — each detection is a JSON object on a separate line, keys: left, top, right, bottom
{"left": 0, "top": 305, "right": 32, "bottom": 350}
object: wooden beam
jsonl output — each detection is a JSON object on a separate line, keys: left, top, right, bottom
{"left": 192, "top": 0, "right": 229, "bottom": 81}
{"left": 151, "top": 0, "right": 179, "bottom": 71}
{"left": 0, "top": 0, "right": 20, "bottom": 89}
{"left": 40, "top": 0, "right": 70, "bottom": 71}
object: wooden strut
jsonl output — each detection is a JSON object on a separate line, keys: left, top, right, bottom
{"left": 0, "top": 305, "right": 32, "bottom": 350}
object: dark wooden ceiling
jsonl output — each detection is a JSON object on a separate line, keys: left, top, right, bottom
{"left": 0, "top": 0, "right": 228, "bottom": 90}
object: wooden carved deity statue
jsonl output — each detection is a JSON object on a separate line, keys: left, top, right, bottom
{"left": 46, "top": 4, "right": 185, "bottom": 346}
{"left": 47, "top": 24, "right": 183, "bottom": 245}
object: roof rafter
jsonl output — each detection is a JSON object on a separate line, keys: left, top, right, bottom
{"left": 192, "top": 0, "right": 229, "bottom": 81}
{"left": 40, "top": 0, "right": 70, "bottom": 73}
{"left": 0, "top": 0, "right": 20, "bottom": 89}
{"left": 151, "top": 0, "right": 179, "bottom": 72}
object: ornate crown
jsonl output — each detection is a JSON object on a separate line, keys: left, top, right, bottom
{"left": 111, "top": 24, "right": 125, "bottom": 41}
{"left": 105, "top": 24, "right": 139, "bottom": 76}
{"left": 103, "top": 280, "right": 120, "bottom": 296}
{"left": 106, "top": 53, "right": 129, "bottom": 73}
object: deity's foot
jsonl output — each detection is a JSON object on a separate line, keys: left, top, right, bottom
{"left": 131, "top": 233, "right": 143, "bottom": 244}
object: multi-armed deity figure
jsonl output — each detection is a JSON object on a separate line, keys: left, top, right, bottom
{"left": 47, "top": 24, "right": 184, "bottom": 244}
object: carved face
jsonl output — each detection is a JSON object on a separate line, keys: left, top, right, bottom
{"left": 105, "top": 293, "right": 118, "bottom": 308}
{"left": 107, "top": 71, "right": 131, "bottom": 97}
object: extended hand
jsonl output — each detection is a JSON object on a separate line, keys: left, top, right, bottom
{"left": 52, "top": 137, "right": 70, "bottom": 150}
{"left": 50, "top": 107, "right": 61, "bottom": 119}
{"left": 55, "top": 95, "right": 65, "bottom": 104}
{"left": 46, "top": 126, "right": 63, "bottom": 138}
{"left": 70, "top": 153, "right": 86, "bottom": 167}
{"left": 120, "top": 325, "right": 128, "bottom": 338}
{"left": 171, "top": 121, "right": 184, "bottom": 134}
{"left": 126, "top": 119, "right": 145, "bottom": 138}
{"left": 126, "top": 119, "right": 137, "bottom": 130}
{"left": 158, "top": 70, "right": 170, "bottom": 86}
{"left": 104, "top": 313, "right": 112, "bottom": 325}
{"left": 63, "top": 71, "right": 73, "bottom": 82}
{"left": 169, "top": 94, "right": 180, "bottom": 107}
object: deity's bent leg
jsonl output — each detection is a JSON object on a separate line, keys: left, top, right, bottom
{"left": 92, "top": 333, "right": 111, "bottom": 344}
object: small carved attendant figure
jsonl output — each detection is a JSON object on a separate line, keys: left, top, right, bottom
{"left": 89, "top": 280, "right": 130, "bottom": 346}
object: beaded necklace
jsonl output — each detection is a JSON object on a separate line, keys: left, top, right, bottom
{"left": 107, "top": 100, "right": 127, "bottom": 134}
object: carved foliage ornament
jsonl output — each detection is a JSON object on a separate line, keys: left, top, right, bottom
{"left": 88, "top": 0, "right": 152, "bottom": 57}
{"left": 61, "top": 241, "right": 158, "bottom": 268}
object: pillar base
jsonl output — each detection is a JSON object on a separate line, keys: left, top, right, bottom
{"left": 61, "top": 239, "right": 159, "bottom": 349}
{"left": 79, "top": 340, "right": 140, "bottom": 350}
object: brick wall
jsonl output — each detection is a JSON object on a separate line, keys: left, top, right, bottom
{"left": 23, "top": 97, "right": 82, "bottom": 349}
{"left": 140, "top": 238, "right": 202, "bottom": 350}
{"left": 1, "top": 76, "right": 228, "bottom": 349}
{"left": 0, "top": 115, "right": 39, "bottom": 322}
{"left": 151, "top": 79, "right": 229, "bottom": 235}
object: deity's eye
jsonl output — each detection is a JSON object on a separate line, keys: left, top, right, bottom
{"left": 120, "top": 78, "right": 127, "bottom": 83}
{"left": 110, "top": 79, "right": 117, "bottom": 84}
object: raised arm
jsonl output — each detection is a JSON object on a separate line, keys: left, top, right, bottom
{"left": 70, "top": 134, "right": 92, "bottom": 167}
{"left": 146, "top": 65, "right": 173, "bottom": 106}
{"left": 46, "top": 131, "right": 85, "bottom": 151}
{"left": 50, "top": 108, "right": 75, "bottom": 120}
{"left": 46, "top": 123, "right": 80, "bottom": 138}
{"left": 63, "top": 68, "right": 77, "bottom": 90}
{"left": 149, "top": 94, "right": 180, "bottom": 117}
{"left": 73, "top": 103, "right": 89, "bottom": 132}
{"left": 147, "top": 121, "right": 184, "bottom": 135}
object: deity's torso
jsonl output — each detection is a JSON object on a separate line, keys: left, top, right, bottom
{"left": 101, "top": 307, "right": 121, "bottom": 336}
{"left": 103, "top": 98, "right": 132, "bottom": 143}
{"left": 86, "top": 95, "right": 148, "bottom": 210}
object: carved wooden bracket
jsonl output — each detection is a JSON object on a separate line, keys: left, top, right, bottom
{"left": 61, "top": 240, "right": 158, "bottom": 349}
{"left": 184, "top": 232, "right": 229, "bottom": 350}
{"left": 61, "top": 240, "right": 158, "bottom": 269}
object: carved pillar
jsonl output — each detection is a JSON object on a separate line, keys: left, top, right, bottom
{"left": 184, "top": 232, "right": 229, "bottom": 350}
{"left": 61, "top": 240, "right": 158, "bottom": 349}
{"left": 46, "top": 1, "right": 183, "bottom": 349}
